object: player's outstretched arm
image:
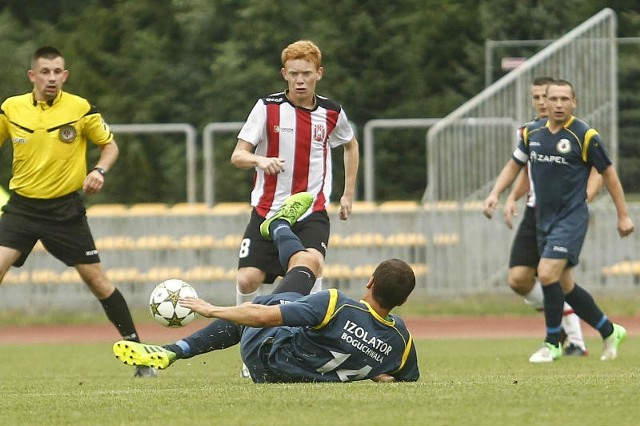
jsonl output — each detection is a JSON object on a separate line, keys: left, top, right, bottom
{"left": 179, "top": 297, "right": 284, "bottom": 327}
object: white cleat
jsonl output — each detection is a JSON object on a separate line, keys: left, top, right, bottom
{"left": 600, "top": 324, "right": 626, "bottom": 361}
{"left": 529, "top": 343, "right": 562, "bottom": 363}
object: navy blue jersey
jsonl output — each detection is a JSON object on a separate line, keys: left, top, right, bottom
{"left": 241, "top": 290, "right": 419, "bottom": 383}
{"left": 512, "top": 116, "right": 612, "bottom": 232}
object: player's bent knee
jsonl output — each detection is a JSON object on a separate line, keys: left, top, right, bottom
{"left": 236, "top": 268, "right": 265, "bottom": 294}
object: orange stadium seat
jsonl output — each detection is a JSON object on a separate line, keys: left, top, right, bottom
{"left": 59, "top": 270, "right": 84, "bottom": 284}
{"left": 30, "top": 269, "right": 61, "bottom": 285}
{"left": 86, "top": 203, "right": 128, "bottom": 217}
{"left": 322, "top": 264, "right": 352, "bottom": 280}
{"left": 127, "top": 203, "right": 170, "bottom": 216}
{"left": 135, "top": 235, "right": 178, "bottom": 250}
{"left": 423, "top": 200, "right": 459, "bottom": 211}
{"left": 384, "top": 233, "right": 427, "bottom": 246}
{"left": 216, "top": 234, "right": 243, "bottom": 249}
{"left": 378, "top": 200, "right": 419, "bottom": 212}
{"left": 183, "top": 266, "right": 228, "bottom": 281}
{"left": 3, "top": 270, "right": 29, "bottom": 285}
{"left": 432, "top": 233, "right": 460, "bottom": 246}
{"left": 106, "top": 268, "right": 141, "bottom": 283}
{"left": 141, "top": 267, "right": 184, "bottom": 283}
{"left": 210, "top": 202, "right": 251, "bottom": 215}
{"left": 178, "top": 234, "right": 217, "bottom": 249}
{"left": 95, "top": 235, "right": 136, "bottom": 250}
{"left": 169, "top": 202, "right": 212, "bottom": 215}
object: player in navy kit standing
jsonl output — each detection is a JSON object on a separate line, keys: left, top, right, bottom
{"left": 112, "top": 194, "right": 419, "bottom": 383}
{"left": 490, "top": 77, "right": 595, "bottom": 356}
{"left": 484, "top": 80, "right": 633, "bottom": 363}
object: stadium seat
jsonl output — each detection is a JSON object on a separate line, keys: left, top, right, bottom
{"left": 58, "top": 270, "right": 84, "bottom": 284}
{"left": 351, "top": 201, "right": 378, "bottom": 213}
{"left": 322, "top": 264, "right": 352, "bottom": 279}
{"left": 106, "top": 268, "right": 142, "bottom": 283}
{"left": 183, "top": 266, "right": 227, "bottom": 281}
{"left": 423, "top": 201, "right": 459, "bottom": 211}
{"left": 462, "top": 201, "right": 484, "bottom": 211}
{"left": 384, "top": 233, "right": 427, "bottom": 246}
{"left": 86, "top": 203, "right": 128, "bottom": 217}
{"left": 169, "top": 202, "right": 212, "bottom": 215}
{"left": 3, "top": 270, "right": 29, "bottom": 285}
{"left": 178, "top": 234, "right": 218, "bottom": 249}
{"left": 409, "top": 263, "right": 429, "bottom": 276}
{"left": 141, "top": 267, "right": 184, "bottom": 283}
{"left": 334, "top": 233, "right": 385, "bottom": 247}
{"left": 378, "top": 200, "right": 419, "bottom": 212}
{"left": 30, "top": 269, "right": 61, "bottom": 285}
{"left": 432, "top": 233, "right": 460, "bottom": 246}
{"left": 216, "top": 234, "right": 243, "bottom": 249}
{"left": 32, "top": 240, "right": 46, "bottom": 253}
{"left": 95, "top": 235, "right": 137, "bottom": 250}
{"left": 351, "top": 264, "right": 377, "bottom": 278}
{"left": 135, "top": 235, "right": 178, "bottom": 250}
{"left": 127, "top": 203, "right": 170, "bottom": 216}
{"left": 210, "top": 202, "right": 251, "bottom": 215}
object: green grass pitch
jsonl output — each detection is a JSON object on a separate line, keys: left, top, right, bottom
{"left": 1, "top": 337, "right": 639, "bottom": 425}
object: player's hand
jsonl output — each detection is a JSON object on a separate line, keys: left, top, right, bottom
{"left": 339, "top": 195, "right": 352, "bottom": 221}
{"left": 482, "top": 194, "right": 498, "bottom": 219}
{"left": 371, "top": 373, "right": 396, "bottom": 382}
{"left": 503, "top": 198, "right": 518, "bottom": 230}
{"left": 617, "top": 216, "right": 634, "bottom": 237}
{"left": 82, "top": 170, "right": 105, "bottom": 194}
{"left": 256, "top": 157, "right": 285, "bottom": 175}
{"left": 179, "top": 297, "right": 215, "bottom": 317}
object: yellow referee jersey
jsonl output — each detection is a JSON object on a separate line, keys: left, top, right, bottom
{"left": 0, "top": 91, "right": 114, "bottom": 199}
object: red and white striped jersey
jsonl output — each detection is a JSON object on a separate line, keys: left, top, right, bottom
{"left": 237, "top": 92, "right": 354, "bottom": 219}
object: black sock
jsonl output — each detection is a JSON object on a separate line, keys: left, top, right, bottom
{"left": 163, "top": 319, "right": 242, "bottom": 359}
{"left": 272, "top": 266, "right": 317, "bottom": 296}
{"left": 564, "top": 283, "right": 613, "bottom": 338}
{"left": 100, "top": 288, "right": 139, "bottom": 342}
{"left": 271, "top": 219, "right": 305, "bottom": 270}
{"left": 541, "top": 282, "right": 564, "bottom": 346}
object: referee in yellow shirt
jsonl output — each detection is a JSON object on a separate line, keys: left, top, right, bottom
{"left": 0, "top": 46, "right": 155, "bottom": 378}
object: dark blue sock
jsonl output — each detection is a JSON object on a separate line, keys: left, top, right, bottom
{"left": 541, "top": 282, "right": 564, "bottom": 346}
{"left": 163, "top": 319, "right": 242, "bottom": 359}
{"left": 272, "top": 266, "right": 316, "bottom": 296}
{"left": 271, "top": 219, "right": 305, "bottom": 270}
{"left": 564, "top": 283, "right": 613, "bottom": 338}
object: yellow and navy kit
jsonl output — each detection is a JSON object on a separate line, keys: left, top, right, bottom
{"left": 513, "top": 116, "right": 612, "bottom": 232}
{"left": 0, "top": 91, "right": 114, "bottom": 199}
{"left": 241, "top": 289, "right": 420, "bottom": 383}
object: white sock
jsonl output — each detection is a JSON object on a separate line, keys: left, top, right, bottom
{"left": 523, "top": 280, "right": 544, "bottom": 311}
{"left": 236, "top": 286, "right": 258, "bottom": 305}
{"left": 561, "top": 303, "right": 586, "bottom": 349}
{"left": 310, "top": 277, "right": 323, "bottom": 294}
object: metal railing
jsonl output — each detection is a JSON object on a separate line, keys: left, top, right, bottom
{"left": 424, "top": 8, "right": 617, "bottom": 202}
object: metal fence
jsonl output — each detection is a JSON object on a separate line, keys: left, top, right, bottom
{"left": 423, "top": 8, "right": 617, "bottom": 202}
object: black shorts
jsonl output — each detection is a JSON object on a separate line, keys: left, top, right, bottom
{"left": 0, "top": 192, "right": 100, "bottom": 267}
{"left": 238, "top": 209, "right": 329, "bottom": 284}
{"left": 508, "top": 206, "right": 539, "bottom": 268}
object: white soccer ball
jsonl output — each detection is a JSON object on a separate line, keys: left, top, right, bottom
{"left": 149, "top": 279, "right": 198, "bottom": 327}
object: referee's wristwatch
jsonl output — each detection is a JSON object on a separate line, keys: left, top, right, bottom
{"left": 92, "top": 166, "right": 107, "bottom": 176}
